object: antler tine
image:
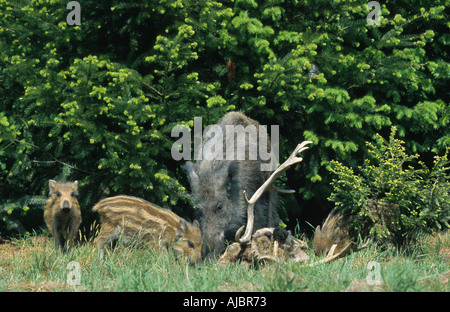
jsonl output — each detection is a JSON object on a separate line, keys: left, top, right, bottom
{"left": 357, "top": 238, "right": 371, "bottom": 251}
{"left": 269, "top": 186, "right": 296, "bottom": 194}
{"left": 291, "top": 140, "right": 314, "bottom": 160}
{"left": 309, "top": 243, "right": 352, "bottom": 266}
{"left": 238, "top": 141, "right": 313, "bottom": 244}
{"left": 277, "top": 141, "right": 313, "bottom": 172}
{"left": 235, "top": 225, "right": 246, "bottom": 242}
{"left": 327, "top": 244, "right": 338, "bottom": 258}
{"left": 309, "top": 239, "right": 371, "bottom": 266}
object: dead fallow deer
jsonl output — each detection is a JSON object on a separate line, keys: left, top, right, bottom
{"left": 229, "top": 140, "right": 369, "bottom": 266}
{"left": 218, "top": 141, "right": 312, "bottom": 265}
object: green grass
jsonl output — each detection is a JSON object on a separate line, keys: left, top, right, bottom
{"left": 0, "top": 231, "right": 448, "bottom": 292}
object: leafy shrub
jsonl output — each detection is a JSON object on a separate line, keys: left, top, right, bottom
{"left": 328, "top": 127, "right": 449, "bottom": 245}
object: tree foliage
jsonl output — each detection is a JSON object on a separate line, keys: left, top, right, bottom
{"left": 0, "top": 0, "right": 448, "bottom": 236}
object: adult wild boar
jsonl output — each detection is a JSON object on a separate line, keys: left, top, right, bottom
{"left": 185, "top": 112, "right": 279, "bottom": 258}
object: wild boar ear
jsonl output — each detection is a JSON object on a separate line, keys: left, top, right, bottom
{"left": 193, "top": 220, "right": 200, "bottom": 229}
{"left": 49, "top": 180, "right": 57, "bottom": 194}
{"left": 177, "top": 219, "right": 187, "bottom": 238}
{"left": 315, "top": 225, "right": 321, "bottom": 234}
{"left": 184, "top": 162, "right": 199, "bottom": 187}
{"left": 73, "top": 180, "right": 78, "bottom": 191}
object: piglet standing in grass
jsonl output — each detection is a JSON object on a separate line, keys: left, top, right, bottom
{"left": 92, "top": 195, "right": 202, "bottom": 264}
{"left": 44, "top": 180, "right": 81, "bottom": 252}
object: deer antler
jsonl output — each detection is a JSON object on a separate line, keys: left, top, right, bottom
{"left": 309, "top": 239, "right": 370, "bottom": 266}
{"left": 237, "top": 141, "right": 313, "bottom": 244}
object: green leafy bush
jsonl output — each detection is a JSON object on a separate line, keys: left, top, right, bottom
{"left": 329, "top": 127, "right": 449, "bottom": 245}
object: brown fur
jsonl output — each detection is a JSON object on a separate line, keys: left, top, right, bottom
{"left": 313, "top": 209, "right": 353, "bottom": 256}
{"left": 314, "top": 199, "right": 400, "bottom": 256}
{"left": 92, "top": 195, "right": 202, "bottom": 263}
{"left": 43, "top": 180, "right": 81, "bottom": 252}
